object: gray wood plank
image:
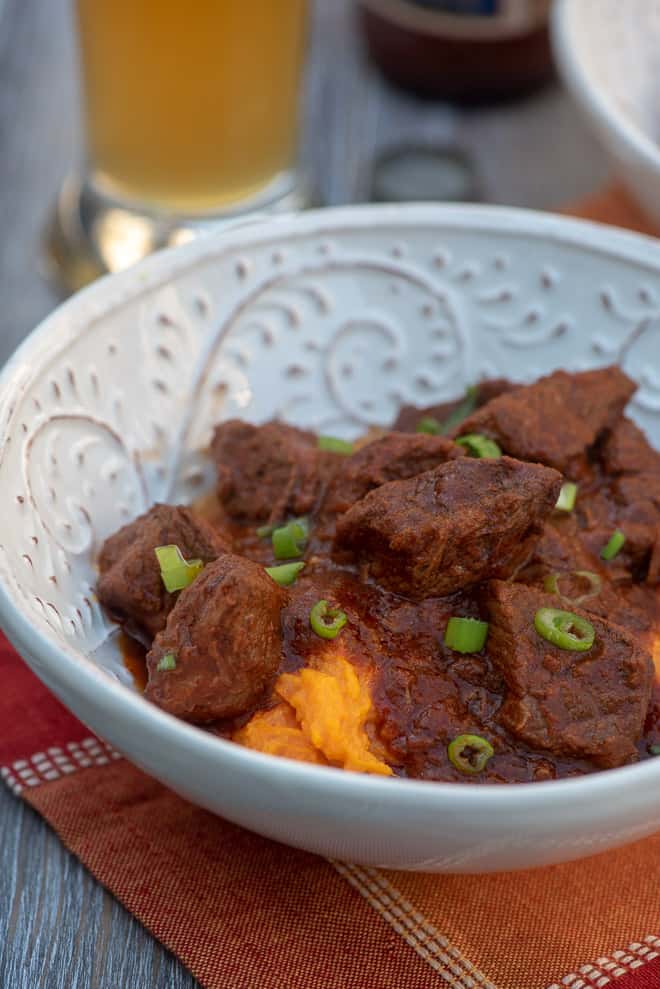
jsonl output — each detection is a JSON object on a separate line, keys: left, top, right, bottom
{"left": 0, "top": 1, "right": 610, "bottom": 986}
{"left": 0, "top": 788, "right": 197, "bottom": 988}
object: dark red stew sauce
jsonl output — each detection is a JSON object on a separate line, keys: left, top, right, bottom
{"left": 111, "top": 367, "right": 660, "bottom": 784}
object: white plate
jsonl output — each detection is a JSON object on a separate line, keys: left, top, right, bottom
{"left": 0, "top": 204, "right": 659, "bottom": 873}
{"left": 553, "top": 0, "right": 660, "bottom": 227}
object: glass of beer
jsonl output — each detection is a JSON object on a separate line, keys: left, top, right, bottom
{"left": 47, "top": 0, "right": 309, "bottom": 292}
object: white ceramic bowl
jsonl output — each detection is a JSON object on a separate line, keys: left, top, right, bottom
{"left": 1, "top": 204, "right": 659, "bottom": 873}
{"left": 553, "top": 0, "right": 660, "bottom": 228}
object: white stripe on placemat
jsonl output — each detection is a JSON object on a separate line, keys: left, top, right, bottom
{"left": 331, "top": 860, "right": 497, "bottom": 989}
{"left": 546, "top": 934, "right": 660, "bottom": 988}
{"left": 0, "top": 737, "right": 121, "bottom": 795}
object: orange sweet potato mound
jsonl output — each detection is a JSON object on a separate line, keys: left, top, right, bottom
{"left": 233, "top": 651, "right": 392, "bottom": 775}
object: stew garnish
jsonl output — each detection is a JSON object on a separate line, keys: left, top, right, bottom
{"left": 310, "top": 600, "right": 347, "bottom": 640}
{"left": 448, "top": 734, "right": 494, "bottom": 775}
{"left": 318, "top": 435, "right": 353, "bottom": 455}
{"left": 154, "top": 545, "right": 204, "bottom": 593}
{"left": 455, "top": 433, "right": 502, "bottom": 459}
{"left": 555, "top": 481, "right": 578, "bottom": 512}
{"left": 534, "top": 608, "right": 595, "bottom": 652}
{"left": 156, "top": 652, "right": 177, "bottom": 672}
{"left": 444, "top": 616, "right": 489, "bottom": 654}
{"left": 601, "top": 529, "right": 626, "bottom": 561}
{"left": 265, "top": 562, "right": 306, "bottom": 586}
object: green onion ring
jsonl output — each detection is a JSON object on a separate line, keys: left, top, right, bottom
{"left": 534, "top": 607, "right": 595, "bottom": 652}
{"left": 448, "top": 734, "right": 494, "bottom": 775}
{"left": 310, "top": 599, "right": 347, "bottom": 640}
{"left": 543, "top": 570, "right": 602, "bottom": 606}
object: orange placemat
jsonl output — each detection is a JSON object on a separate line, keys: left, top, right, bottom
{"left": 3, "top": 185, "right": 660, "bottom": 989}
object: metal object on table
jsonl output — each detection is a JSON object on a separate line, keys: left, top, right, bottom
{"left": 370, "top": 144, "right": 480, "bottom": 202}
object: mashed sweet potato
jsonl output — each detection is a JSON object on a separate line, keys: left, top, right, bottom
{"left": 234, "top": 652, "right": 392, "bottom": 775}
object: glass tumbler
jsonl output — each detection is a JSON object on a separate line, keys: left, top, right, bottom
{"left": 47, "top": 0, "right": 310, "bottom": 292}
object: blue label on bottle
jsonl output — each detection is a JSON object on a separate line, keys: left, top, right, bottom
{"left": 407, "top": 0, "right": 498, "bottom": 14}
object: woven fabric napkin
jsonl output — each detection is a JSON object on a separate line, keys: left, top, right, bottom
{"left": 2, "top": 184, "right": 660, "bottom": 989}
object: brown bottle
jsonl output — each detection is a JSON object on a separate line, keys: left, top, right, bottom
{"left": 357, "top": 0, "right": 554, "bottom": 104}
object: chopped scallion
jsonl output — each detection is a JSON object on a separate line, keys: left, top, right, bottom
{"left": 444, "top": 616, "right": 489, "bottom": 654}
{"left": 310, "top": 599, "right": 347, "bottom": 639}
{"left": 272, "top": 517, "right": 308, "bottom": 560}
{"left": 154, "top": 545, "right": 204, "bottom": 593}
{"left": 318, "top": 435, "right": 354, "bottom": 455}
{"left": 455, "top": 433, "right": 502, "bottom": 459}
{"left": 534, "top": 607, "right": 595, "bottom": 652}
{"left": 448, "top": 734, "right": 494, "bottom": 775}
{"left": 264, "top": 562, "right": 306, "bottom": 586}
{"left": 543, "top": 570, "right": 601, "bottom": 605}
{"left": 156, "top": 652, "right": 177, "bottom": 672}
{"left": 256, "top": 523, "right": 276, "bottom": 540}
{"left": 555, "top": 482, "right": 578, "bottom": 512}
{"left": 600, "top": 529, "right": 625, "bottom": 561}
{"left": 416, "top": 416, "right": 441, "bottom": 435}
{"left": 439, "top": 385, "right": 479, "bottom": 434}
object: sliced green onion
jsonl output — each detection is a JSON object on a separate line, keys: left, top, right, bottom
{"left": 318, "top": 435, "right": 354, "bottom": 455}
{"left": 534, "top": 607, "right": 595, "bottom": 652}
{"left": 154, "top": 545, "right": 204, "bottom": 593}
{"left": 256, "top": 523, "right": 276, "bottom": 540}
{"left": 444, "top": 616, "right": 489, "bottom": 654}
{"left": 440, "top": 385, "right": 479, "bottom": 434}
{"left": 416, "top": 416, "right": 441, "bottom": 435}
{"left": 555, "top": 482, "right": 578, "bottom": 512}
{"left": 156, "top": 652, "right": 177, "bottom": 672}
{"left": 648, "top": 743, "right": 660, "bottom": 757}
{"left": 264, "top": 562, "right": 305, "bottom": 586}
{"left": 455, "top": 433, "right": 502, "bottom": 459}
{"left": 543, "top": 570, "right": 602, "bottom": 605}
{"left": 601, "top": 529, "right": 625, "bottom": 561}
{"left": 448, "top": 734, "right": 494, "bottom": 775}
{"left": 310, "top": 599, "right": 347, "bottom": 639}
{"left": 272, "top": 517, "right": 308, "bottom": 560}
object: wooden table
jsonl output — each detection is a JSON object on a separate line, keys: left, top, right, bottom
{"left": 0, "top": 1, "right": 609, "bottom": 985}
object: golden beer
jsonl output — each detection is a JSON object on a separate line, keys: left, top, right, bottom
{"left": 76, "top": 0, "right": 307, "bottom": 214}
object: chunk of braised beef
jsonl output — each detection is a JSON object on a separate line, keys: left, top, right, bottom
{"left": 578, "top": 474, "right": 660, "bottom": 585}
{"left": 146, "top": 554, "right": 286, "bottom": 723}
{"left": 212, "top": 419, "right": 336, "bottom": 523}
{"left": 598, "top": 417, "right": 660, "bottom": 476}
{"left": 518, "top": 515, "right": 652, "bottom": 637}
{"left": 392, "top": 378, "right": 516, "bottom": 433}
{"left": 454, "top": 366, "right": 636, "bottom": 476}
{"left": 321, "top": 431, "right": 464, "bottom": 517}
{"left": 97, "top": 504, "right": 228, "bottom": 642}
{"left": 334, "top": 456, "right": 562, "bottom": 598}
{"left": 485, "top": 580, "right": 653, "bottom": 768}
{"left": 611, "top": 479, "right": 660, "bottom": 584}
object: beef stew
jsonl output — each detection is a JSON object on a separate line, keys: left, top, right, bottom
{"left": 97, "top": 366, "right": 660, "bottom": 782}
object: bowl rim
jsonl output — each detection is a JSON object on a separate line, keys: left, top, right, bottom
{"left": 1, "top": 200, "right": 660, "bottom": 810}
{"left": 552, "top": 0, "right": 660, "bottom": 175}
